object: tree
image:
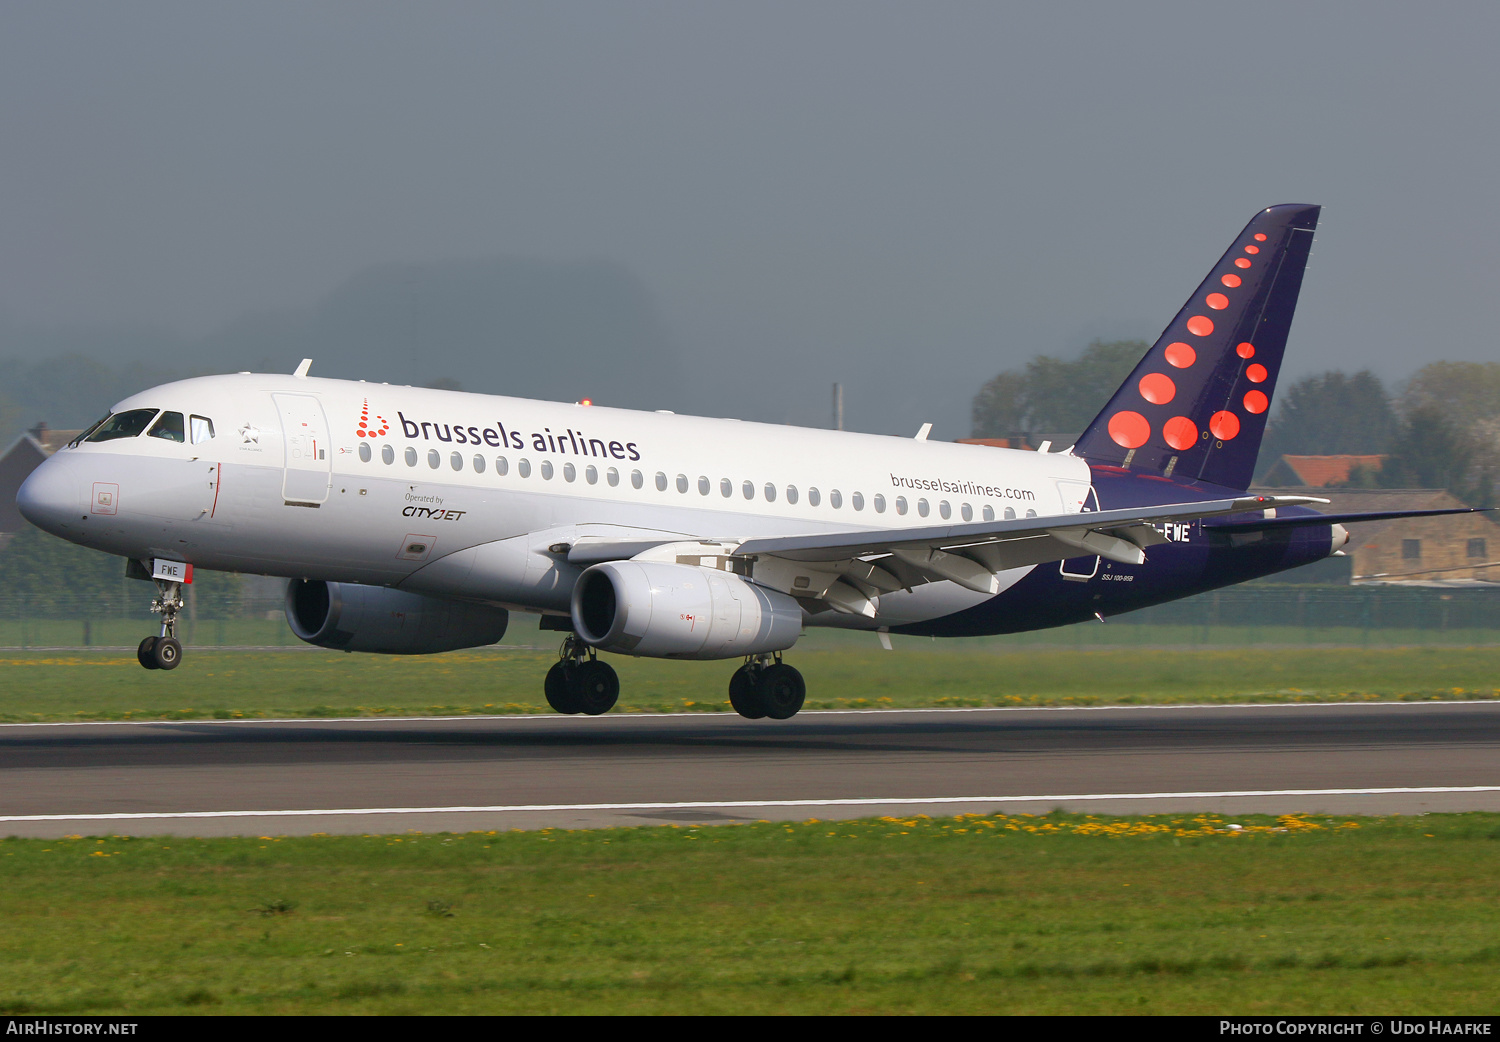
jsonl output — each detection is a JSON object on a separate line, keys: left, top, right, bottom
{"left": 1258, "top": 370, "right": 1397, "bottom": 463}
{"left": 1377, "top": 404, "right": 1494, "bottom": 506}
{"left": 971, "top": 339, "right": 1145, "bottom": 441}
{"left": 1400, "top": 361, "right": 1500, "bottom": 429}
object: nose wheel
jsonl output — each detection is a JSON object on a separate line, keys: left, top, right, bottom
{"left": 136, "top": 579, "right": 185, "bottom": 671}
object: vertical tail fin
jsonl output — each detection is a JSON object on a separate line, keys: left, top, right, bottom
{"left": 1074, "top": 204, "right": 1320, "bottom": 491}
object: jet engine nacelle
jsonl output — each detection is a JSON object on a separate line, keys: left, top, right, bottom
{"left": 285, "top": 579, "right": 509, "bottom": 655}
{"left": 571, "top": 561, "right": 802, "bottom": 659}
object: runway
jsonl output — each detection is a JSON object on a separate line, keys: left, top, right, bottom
{"left": 1, "top": 701, "right": 1498, "bottom": 837}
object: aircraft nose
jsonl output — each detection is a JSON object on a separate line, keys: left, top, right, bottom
{"left": 16, "top": 455, "right": 83, "bottom": 536}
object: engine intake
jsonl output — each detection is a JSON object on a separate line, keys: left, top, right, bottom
{"left": 571, "top": 561, "right": 802, "bottom": 659}
{"left": 285, "top": 579, "right": 508, "bottom": 655}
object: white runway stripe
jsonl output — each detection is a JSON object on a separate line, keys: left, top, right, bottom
{"left": 3, "top": 786, "right": 1499, "bottom": 823}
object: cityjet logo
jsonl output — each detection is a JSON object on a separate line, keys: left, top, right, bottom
{"left": 355, "top": 400, "right": 390, "bottom": 439}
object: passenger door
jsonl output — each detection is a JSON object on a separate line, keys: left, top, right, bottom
{"left": 274, "top": 393, "right": 332, "bottom": 505}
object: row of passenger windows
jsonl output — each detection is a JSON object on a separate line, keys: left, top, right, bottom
{"left": 355, "top": 441, "right": 1038, "bottom": 522}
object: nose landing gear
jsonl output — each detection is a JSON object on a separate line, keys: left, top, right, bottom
{"left": 544, "top": 634, "right": 620, "bottom": 715}
{"left": 136, "top": 579, "right": 184, "bottom": 671}
{"left": 729, "top": 654, "right": 805, "bottom": 720}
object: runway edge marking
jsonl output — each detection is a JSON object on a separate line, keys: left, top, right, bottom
{"left": 4, "top": 786, "right": 1500, "bottom": 823}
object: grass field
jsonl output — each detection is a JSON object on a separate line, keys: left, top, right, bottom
{"left": 0, "top": 811, "right": 1496, "bottom": 1015}
{"left": 0, "top": 636, "right": 1496, "bottom": 722}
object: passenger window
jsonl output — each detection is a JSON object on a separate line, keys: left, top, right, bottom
{"left": 541, "top": 460, "right": 554, "bottom": 480}
{"left": 563, "top": 462, "right": 576, "bottom": 482}
{"left": 405, "top": 447, "right": 418, "bottom": 467}
{"left": 586, "top": 465, "right": 598, "bottom": 484}
{"left": 450, "top": 452, "right": 463, "bottom": 471}
{"left": 1004, "top": 506, "right": 1016, "bottom": 520}
{"left": 189, "top": 415, "right": 215, "bottom": 443}
{"left": 427, "top": 449, "right": 441, "bottom": 469}
{"left": 698, "top": 475, "right": 710, "bottom": 496}
{"left": 982, "top": 505, "right": 994, "bottom": 522}
{"left": 720, "top": 478, "right": 733, "bottom": 498}
{"left": 676, "top": 474, "right": 689, "bottom": 494}
{"left": 961, "top": 503, "right": 972, "bottom": 522}
{"left": 939, "top": 501, "right": 951, "bottom": 520}
{"left": 852, "top": 492, "right": 864, "bottom": 511}
{"left": 358, "top": 442, "right": 371, "bottom": 463}
{"left": 519, "top": 459, "right": 532, "bottom": 478}
{"left": 607, "top": 467, "right": 620, "bottom": 487}
{"left": 631, "top": 470, "right": 643, "bottom": 489}
{"left": 874, "top": 494, "right": 886, "bottom": 513}
{"left": 830, "top": 490, "right": 842, "bottom": 509}
{"left": 382, "top": 445, "right": 395, "bottom": 465}
{"left": 895, "top": 496, "right": 907, "bottom": 515}
{"left": 806, "top": 487, "right": 819, "bottom": 507}
{"left": 918, "top": 498, "right": 930, "bottom": 517}
{"left": 1025, "top": 508, "right": 1038, "bottom": 518}
{"left": 87, "top": 409, "right": 158, "bottom": 442}
{"left": 763, "top": 482, "right": 777, "bottom": 503}
{"left": 786, "top": 485, "right": 799, "bottom": 505}
{"left": 743, "top": 480, "right": 756, "bottom": 500}
{"left": 496, "top": 456, "right": 509, "bottom": 475}
{"left": 474, "top": 455, "right": 486, "bottom": 473}
{"left": 655, "top": 472, "right": 667, "bottom": 491}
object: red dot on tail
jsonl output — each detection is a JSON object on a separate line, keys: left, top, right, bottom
{"left": 1244, "top": 390, "right": 1269, "bottom": 414}
{"left": 1246, "top": 363, "right": 1268, "bottom": 383}
{"left": 1164, "top": 342, "right": 1196, "bottom": 368}
{"left": 1138, "top": 372, "right": 1176, "bottom": 405}
{"left": 1108, "top": 411, "right": 1150, "bottom": 449}
{"left": 1205, "top": 293, "right": 1229, "bottom": 310}
{"left": 1186, "top": 315, "right": 1214, "bottom": 337}
{"left": 1244, "top": 245, "right": 1260, "bottom": 255}
{"left": 1254, "top": 233, "right": 1267, "bottom": 241}
{"left": 1210, "top": 411, "right": 1241, "bottom": 440}
{"left": 1235, "top": 258, "right": 1252, "bottom": 269}
{"left": 1163, "top": 416, "right": 1198, "bottom": 451}
{"left": 1236, "top": 342, "right": 1255, "bottom": 358}
{"left": 1221, "top": 274, "right": 1242, "bottom": 288}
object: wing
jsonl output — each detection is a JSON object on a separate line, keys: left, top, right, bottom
{"left": 564, "top": 494, "right": 1329, "bottom": 620}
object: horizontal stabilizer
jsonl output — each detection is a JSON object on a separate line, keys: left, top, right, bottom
{"left": 1205, "top": 507, "right": 1491, "bottom": 533}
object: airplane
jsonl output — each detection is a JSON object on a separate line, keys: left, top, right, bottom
{"left": 15, "top": 204, "right": 1482, "bottom": 719}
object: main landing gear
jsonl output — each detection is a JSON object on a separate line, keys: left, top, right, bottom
{"left": 544, "top": 635, "right": 620, "bottom": 716}
{"left": 136, "top": 579, "right": 184, "bottom": 671}
{"left": 728, "top": 654, "right": 806, "bottom": 720}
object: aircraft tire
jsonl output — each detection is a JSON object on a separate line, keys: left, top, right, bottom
{"left": 544, "top": 662, "right": 582, "bottom": 714}
{"left": 758, "top": 664, "right": 805, "bottom": 720}
{"left": 729, "top": 665, "right": 767, "bottom": 719}
{"left": 571, "top": 660, "right": 620, "bottom": 716}
{"left": 137, "top": 636, "right": 161, "bottom": 671}
{"left": 152, "top": 637, "right": 183, "bottom": 671}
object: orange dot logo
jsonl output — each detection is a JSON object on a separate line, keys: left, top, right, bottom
{"left": 1254, "top": 233, "right": 1267, "bottom": 242}
{"left": 1246, "top": 363, "right": 1268, "bottom": 383}
{"left": 1163, "top": 416, "right": 1197, "bottom": 451}
{"left": 1108, "top": 411, "right": 1150, "bottom": 449}
{"left": 1209, "top": 411, "right": 1241, "bottom": 440}
{"left": 1236, "top": 342, "right": 1256, "bottom": 358}
{"left": 1138, "top": 372, "right": 1176, "bottom": 405}
{"left": 1244, "top": 245, "right": 1260, "bottom": 255}
{"left": 1164, "top": 342, "right": 1196, "bottom": 369}
{"left": 1205, "top": 293, "right": 1229, "bottom": 310}
{"left": 1186, "top": 315, "right": 1214, "bottom": 337}
{"left": 1235, "top": 258, "right": 1252, "bottom": 269}
{"left": 357, "top": 399, "right": 389, "bottom": 439}
{"left": 1221, "top": 274, "right": 1242, "bottom": 288}
{"left": 1244, "top": 390, "right": 1269, "bottom": 414}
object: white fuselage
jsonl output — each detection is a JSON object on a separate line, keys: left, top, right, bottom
{"left": 21, "top": 373, "right": 1092, "bottom": 628}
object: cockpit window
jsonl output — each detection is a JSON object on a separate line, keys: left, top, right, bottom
{"left": 85, "top": 409, "right": 159, "bottom": 442}
{"left": 147, "top": 412, "right": 186, "bottom": 443}
{"left": 71, "top": 414, "right": 112, "bottom": 447}
{"left": 190, "top": 415, "right": 215, "bottom": 444}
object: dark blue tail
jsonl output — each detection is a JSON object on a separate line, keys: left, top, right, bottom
{"left": 1075, "top": 204, "right": 1320, "bottom": 491}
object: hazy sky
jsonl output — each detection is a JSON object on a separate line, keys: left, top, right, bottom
{"left": 2, "top": 3, "right": 1497, "bottom": 435}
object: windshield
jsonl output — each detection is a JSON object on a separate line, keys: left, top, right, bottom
{"left": 147, "top": 411, "right": 186, "bottom": 443}
{"left": 85, "top": 409, "right": 159, "bottom": 443}
{"left": 70, "top": 414, "right": 111, "bottom": 447}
